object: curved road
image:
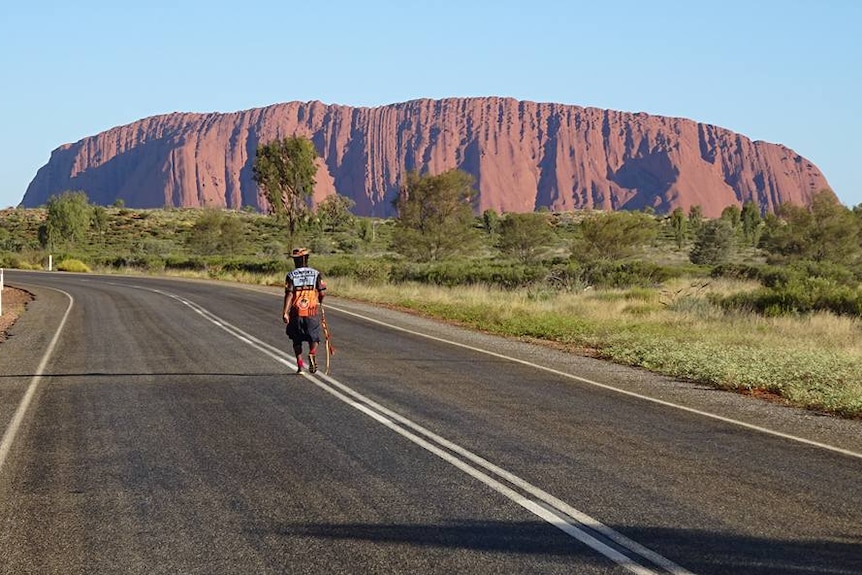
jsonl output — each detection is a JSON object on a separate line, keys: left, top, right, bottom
{"left": 1, "top": 270, "right": 860, "bottom": 574}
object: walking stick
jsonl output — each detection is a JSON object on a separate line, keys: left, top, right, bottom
{"left": 321, "top": 305, "right": 335, "bottom": 375}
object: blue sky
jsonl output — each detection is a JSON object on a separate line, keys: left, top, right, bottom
{"left": 1, "top": 0, "right": 860, "bottom": 209}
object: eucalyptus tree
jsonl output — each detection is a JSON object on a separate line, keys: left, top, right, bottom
{"left": 252, "top": 136, "right": 318, "bottom": 244}
{"left": 740, "top": 200, "right": 762, "bottom": 247}
{"left": 391, "top": 169, "right": 480, "bottom": 262}
{"left": 690, "top": 219, "right": 735, "bottom": 265}
{"left": 669, "top": 207, "right": 687, "bottom": 249}
{"left": 720, "top": 204, "right": 741, "bottom": 229}
{"left": 316, "top": 193, "right": 356, "bottom": 232}
{"left": 42, "top": 190, "right": 92, "bottom": 250}
{"left": 760, "top": 190, "right": 859, "bottom": 264}
{"left": 496, "top": 212, "right": 555, "bottom": 263}
{"left": 91, "top": 205, "right": 108, "bottom": 245}
{"left": 572, "top": 210, "right": 658, "bottom": 262}
{"left": 482, "top": 209, "right": 500, "bottom": 236}
{"left": 687, "top": 205, "right": 704, "bottom": 235}
{"left": 186, "top": 209, "right": 247, "bottom": 255}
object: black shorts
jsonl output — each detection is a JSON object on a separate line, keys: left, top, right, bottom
{"left": 286, "top": 314, "right": 321, "bottom": 343}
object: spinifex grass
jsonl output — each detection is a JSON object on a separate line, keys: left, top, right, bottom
{"left": 324, "top": 276, "right": 862, "bottom": 419}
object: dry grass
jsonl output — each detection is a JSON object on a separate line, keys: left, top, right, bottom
{"left": 323, "top": 276, "right": 862, "bottom": 418}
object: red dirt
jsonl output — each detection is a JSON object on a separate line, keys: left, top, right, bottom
{"left": 0, "top": 287, "right": 33, "bottom": 342}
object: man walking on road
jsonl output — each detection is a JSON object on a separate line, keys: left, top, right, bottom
{"left": 283, "top": 247, "right": 327, "bottom": 374}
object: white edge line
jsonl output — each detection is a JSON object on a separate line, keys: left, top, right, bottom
{"left": 326, "top": 304, "right": 862, "bottom": 461}
{"left": 0, "top": 287, "right": 74, "bottom": 475}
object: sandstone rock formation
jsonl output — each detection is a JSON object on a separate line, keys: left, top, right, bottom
{"left": 22, "top": 97, "right": 832, "bottom": 217}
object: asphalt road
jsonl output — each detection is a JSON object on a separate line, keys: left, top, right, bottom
{"left": 1, "top": 270, "right": 861, "bottom": 575}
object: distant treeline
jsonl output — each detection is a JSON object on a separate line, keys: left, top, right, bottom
{"left": 2, "top": 172, "right": 861, "bottom": 317}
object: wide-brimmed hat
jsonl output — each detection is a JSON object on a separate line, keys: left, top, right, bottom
{"left": 291, "top": 247, "right": 309, "bottom": 258}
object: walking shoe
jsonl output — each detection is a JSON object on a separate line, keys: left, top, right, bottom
{"left": 296, "top": 357, "right": 304, "bottom": 374}
{"left": 308, "top": 353, "right": 318, "bottom": 374}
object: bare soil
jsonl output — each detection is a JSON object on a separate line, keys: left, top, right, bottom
{"left": 0, "top": 287, "right": 33, "bottom": 342}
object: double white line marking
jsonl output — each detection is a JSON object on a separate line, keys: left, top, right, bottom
{"left": 160, "top": 289, "right": 694, "bottom": 575}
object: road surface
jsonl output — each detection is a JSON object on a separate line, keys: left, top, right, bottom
{"left": 1, "top": 270, "right": 860, "bottom": 574}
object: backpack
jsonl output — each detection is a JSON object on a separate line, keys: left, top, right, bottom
{"left": 287, "top": 267, "right": 322, "bottom": 317}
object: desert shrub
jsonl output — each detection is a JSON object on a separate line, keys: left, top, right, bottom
{"left": 689, "top": 219, "right": 735, "bottom": 265}
{"left": 56, "top": 258, "right": 91, "bottom": 273}
{"left": 787, "top": 260, "right": 859, "bottom": 286}
{"left": 390, "top": 260, "right": 545, "bottom": 288}
{"left": 758, "top": 266, "right": 795, "bottom": 288}
{"left": 0, "top": 252, "right": 43, "bottom": 269}
{"left": 545, "top": 262, "right": 590, "bottom": 292}
{"left": 220, "top": 258, "right": 288, "bottom": 275}
{"left": 164, "top": 255, "right": 208, "bottom": 271}
{"left": 581, "top": 260, "right": 679, "bottom": 289}
{"left": 140, "top": 238, "right": 174, "bottom": 256}
{"left": 93, "top": 255, "right": 126, "bottom": 268}
{"left": 309, "top": 235, "right": 336, "bottom": 255}
{"left": 323, "top": 258, "right": 678, "bottom": 291}
{"left": 667, "top": 294, "right": 716, "bottom": 316}
{"left": 335, "top": 235, "right": 360, "bottom": 252}
{"left": 261, "top": 240, "right": 286, "bottom": 258}
{"left": 326, "top": 258, "right": 392, "bottom": 284}
{"left": 815, "top": 286, "right": 862, "bottom": 316}
{"left": 719, "top": 276, "right": 862, "bottom": 317}
{"left": 0, "top": 252, "right": 22, "bottom": 268}
{"left": 710, "top": 263, "right": 765, "bottom": 281}
{"left": 716, "top": 260, "right": 860, "bottom": 290}
{"left": 142, "top": 256, "right": 166, "bottom": 273}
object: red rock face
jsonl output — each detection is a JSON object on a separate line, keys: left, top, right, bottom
{"left": 22, "top": 97, "right": 831, "bottom": 217}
